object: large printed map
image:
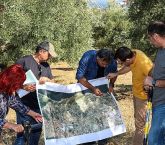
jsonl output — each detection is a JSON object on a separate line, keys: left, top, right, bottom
{"left": 37, "top": 77, "right": 126, "bottom": 145}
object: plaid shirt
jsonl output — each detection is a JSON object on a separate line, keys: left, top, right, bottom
{"left": 0, "top": 93, "right": 30, "bottom": 130}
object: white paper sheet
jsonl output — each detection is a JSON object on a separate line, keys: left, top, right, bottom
{"left": 37, "top": 77, "right": 126, "bottom": 145}
{"left": 17, "top": 70, "right": 38, "bottom": 98}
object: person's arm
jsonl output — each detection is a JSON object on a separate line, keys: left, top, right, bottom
{"left": 76, "top": 54, "right": 89, "bottom": 81}
{"left": 0, "top": 97, "right": 17, "bottom": 131}
{"left": 79, "top": 77, "right": 103, "bottom": 96}
{"left": 39, "top": 77, "right": 54, "bottom": 84}
{"left": 107, "top": 65, "right": 131, "bottom": 79}
{"left": 0, "top": 96, "right": 24, "bottom": 133}
{"left": 1, "top": 106, "right": 41, "bottom": 133}
{"left": 144, "top": 76, "right": 165, "bottom": 88}
{"left": 115, "top": 65, "right": 131, "bottom": 75}
{"left": 3, "top": 121, "right": 24, "bottom": 133}
{"left": 23, "top": 84, "right": 36, "bottom": 92}
{"left": 9, "top": 95, "right": 42, "bottom": 122}
{"left": 76, "top": 54, "right": 103, "bottom": 96}
{"left": 108, "top": 77, "right": 117, "bottom": 92}
{"left": 107, "top": 60, "right": 118, "bottom": 92}
{"left": 154, "top": 80, "right": 165, "bottom": 88}
{"left": 26, "top": 110, "right": 42, "bottom": 122}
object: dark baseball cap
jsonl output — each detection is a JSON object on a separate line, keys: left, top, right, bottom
{"left": 36, "top": 41, "right": 57, "bottom": 58}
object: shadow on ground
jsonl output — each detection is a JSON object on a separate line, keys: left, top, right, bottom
{"left": 51, "top": 67, "right": 75, "bottom": 71}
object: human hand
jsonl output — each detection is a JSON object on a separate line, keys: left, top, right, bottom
{"left": 108, "top": 85, "right": 113, "bottom": 93}
{"left": 144, "top": 76, "right": 153, "bottom": 91}
{"left": 92, "top": 87, "right": 103, "bottom": 96}
{"left": 39, "top": 77, "right": 51, "bottom": 84}
{"left": 27, "top": 110, "right": 42, "bottom": 123}
{"left": 23, "top": 84, "right": 36, "bottom": 92}
{"left": 9, "top": 123, "right": 24, "bottom": 133}
{"left": 107, "top": 73, "right": 118, "bottom": 79}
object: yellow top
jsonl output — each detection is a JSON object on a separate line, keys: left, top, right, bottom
{"left": 130, "top": 49, "right": 153, "bottom": 100}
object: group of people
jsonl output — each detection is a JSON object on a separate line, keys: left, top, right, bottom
{"left": 77, "top": 20, "right": 165, "bottom": 145}
{"left": 0, "top": 20, "right": 165, "bottom": 145}
{"left": 0, "top": 41, "right": 55, "bottom": 145}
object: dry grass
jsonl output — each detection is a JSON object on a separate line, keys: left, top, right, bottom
{"left": 3, "top": 62, "right": 135, "bottom": 145}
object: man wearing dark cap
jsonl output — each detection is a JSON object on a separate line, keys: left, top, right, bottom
{"left": 14, "top": 41, "right": 57, "bottom": 145}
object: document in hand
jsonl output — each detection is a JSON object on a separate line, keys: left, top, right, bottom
{"left": 23, "top": 70, "right": 38, "bottom": 85}
{"left": 17, "top": 70, "right": 38, "bottom": 98}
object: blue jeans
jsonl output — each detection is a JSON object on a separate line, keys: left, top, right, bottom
{"left": 14, "top": 109, "right": 42, "bottom": 145}
{"left": 148, "top": 104, "right": 165, "bottom": 145}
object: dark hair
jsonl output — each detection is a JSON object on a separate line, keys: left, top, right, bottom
{"left": 0, "top": 63, "right": 7, "bottom": 72}
{"left": 115, "top": 46, "right": 134, "bottom": 61}
{"left": 148, "top": 21, "right": 165, "bottom": 37}
{"left": 0, "top": 64, "right": 26, "bottom": 95}
{"left": 96, "top": 48, "right": 114, "bottom": 63}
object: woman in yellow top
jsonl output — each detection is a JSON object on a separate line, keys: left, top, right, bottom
{"left": 107, "top": 46, "right": 153, "bottom": 145}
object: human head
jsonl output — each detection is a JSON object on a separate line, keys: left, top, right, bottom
{"left": 115, "top": 46, "right": 134, "bottom": 66}
{"left": 96, "top": 48, "right": 113, "bottom": 67}
{"left": 35, "top": 41, "right": 57, "bottom": 61}
{"left": 147, "top": 21, "right": 165, "bottom": 48}
{"left": 0, "top": 64, "right": 26, "bottom": 95}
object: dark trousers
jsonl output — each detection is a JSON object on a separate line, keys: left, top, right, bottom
{"left": 14, "top": 109, "right": 42, "bottom": 145}
{"left": 79, "top": 138, "right": 108, "bottom": 145}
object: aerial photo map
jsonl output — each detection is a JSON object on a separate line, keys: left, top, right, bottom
{"left": 37, "top": 77, "right": 126, "bottom": 145}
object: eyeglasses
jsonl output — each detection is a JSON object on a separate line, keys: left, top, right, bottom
{"left": 38, "top": 65, "right": 42, "bottom": 76}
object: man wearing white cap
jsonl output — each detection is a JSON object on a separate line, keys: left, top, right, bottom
{"left": 14, "top": 41, "right": 57, "bottom": 145}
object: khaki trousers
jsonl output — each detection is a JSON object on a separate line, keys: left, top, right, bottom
{"left": 0, "top": 137, "right": 5, "bottom": 145}
{"left": 133, "top": 97, "right": 147, "bottom": 145}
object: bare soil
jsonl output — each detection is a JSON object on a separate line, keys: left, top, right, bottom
{"left": 4, "top": 62, "right": 134, "bottom": 145}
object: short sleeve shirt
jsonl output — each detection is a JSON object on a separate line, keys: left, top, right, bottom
{"left": 130, "top": 49, "right": 153, "bottom": 99}
{"left": 152, "top": 49, "right": 165, "bottom": 107}
{"left": 16, "top": 55, "right": 53, "bottom": 109}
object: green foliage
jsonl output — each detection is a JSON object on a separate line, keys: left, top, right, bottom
{"left": 92, "top": 2, "right": 132, "bottom": 51}
{"left": 129, "top": 0, "right": 165, "bottom": 56}
{"left": 1, "top": 0, "right": 139, "bottom": 65}
{"left": 0, "top": 0, "right": 93, "bottom": 64}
